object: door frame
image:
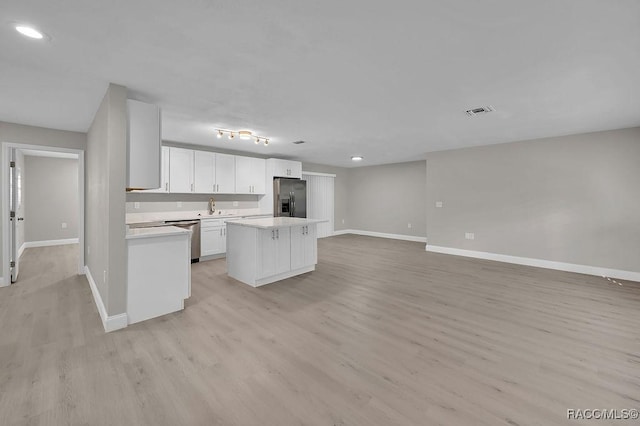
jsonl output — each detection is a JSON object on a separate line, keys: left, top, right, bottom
{"left": 1, "top": 142, "right": 85, "bottom": 286}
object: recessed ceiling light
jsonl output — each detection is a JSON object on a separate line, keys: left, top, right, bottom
{"left": 351, "top": 156, "right": 363, "bottom": 161}
{"left": 15, "top": 25, "right": 45, "bottom": 40}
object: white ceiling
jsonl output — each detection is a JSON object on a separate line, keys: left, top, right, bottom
{"left": 1, "top": 0, "right": 639, "bottom": 167}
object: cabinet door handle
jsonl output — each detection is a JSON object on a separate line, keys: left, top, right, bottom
{"left": 165, "top": 183, "right": 168, "bottom": 191}
{"left": 272, "top": 229, "right": 275, "bottom": 240}
{"left": 217, "top": 184, "right": 219, "bottom": 192}
{"left": 191, "top": 183, "right": 194, "bottom": 192}
{"left": 302, "top": 226, "right": 304, "bottom": 235}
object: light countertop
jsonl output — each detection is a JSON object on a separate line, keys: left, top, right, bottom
{"left": 226, "top": 217, "right": 326, "bottom": 229}
{"left": 126, "top": 226, "right": 191, "bottom": 240}
{"left": 126, "top": 209, "right": 271, "bottom": 225}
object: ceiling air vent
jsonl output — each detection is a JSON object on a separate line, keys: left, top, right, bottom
{"left": 466, "top": 105, "right": 495, "bottom": 116}
{"left": 292, "top": 140, "right": 306, "bottom": 144}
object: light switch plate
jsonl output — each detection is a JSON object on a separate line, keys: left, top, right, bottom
{"left": 436, "top": 201, "right": 443, "bottom": 208}
{"left": 233, "top": 201, "right": 238, "bottom": 207}
{"left": 61, "top": 222, "right": 67, "bottom": 229}
{"left": 134, "top": 202, "right": 140, "bottom": 209}
{"left": 465, "top": 232, "right": 475, "bottom": 240}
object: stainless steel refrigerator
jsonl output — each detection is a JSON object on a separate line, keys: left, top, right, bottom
{"left": 274, "top": 178, "right": 307, "bottom": 218}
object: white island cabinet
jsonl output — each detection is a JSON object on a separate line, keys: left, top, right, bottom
{"left": 226, "top": 217, "right": 325, "bottom": 287}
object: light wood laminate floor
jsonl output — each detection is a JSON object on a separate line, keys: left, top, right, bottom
{"left": 1, "top": 237, "right": 639, "bottom": 425}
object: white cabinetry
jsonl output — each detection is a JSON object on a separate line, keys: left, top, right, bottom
{"left": 144, "top": 146, "right": 170, "bottom": 193}
{"left": 215, "top": 153, "right": 236, "bottom": 193}
{"left": 126, "top": 99, "right": 161, "bottom": 190}
{"left": 194, "top": 150, "right": 215, "bottom": 193}
{"left": 169, "top": 147, "right": 194, "bottom": 193}
{"left": 290, "top": 225, "right": 317, "bottom": 270}
{"left": 235, "top": 156, "right": 266, "bottom": 194}
{"left": 268, "top": 158, "right": 302, "bottom": 179}
{"left": 226, "top": 218, "right": 322, "bottom": 287}
{"left": 201, "top": 219, "right": 226, "bottom": 257}
{"left": 256, "top": 227, "right": 291, "bottom": 278}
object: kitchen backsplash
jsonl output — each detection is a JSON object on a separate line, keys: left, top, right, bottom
{"left": 125, "top": 193, "right": 260, "bottom": 214}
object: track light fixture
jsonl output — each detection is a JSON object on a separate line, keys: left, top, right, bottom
{"left": 214, "top": 129, "right": 271, "bottom": 146}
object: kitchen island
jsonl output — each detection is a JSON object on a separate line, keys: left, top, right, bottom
{"left": 226, "top": 217, "right": 326, "bottom": 287}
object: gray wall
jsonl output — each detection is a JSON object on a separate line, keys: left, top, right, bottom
{"left": 24, "top": 157, "right": 78, "bottom": 242}
{"left": 426, "top": 127, "right": 640, "bottom": 273}
{"left": 85, "top": 83, "right": 128, "bottom": 316}
{"left": 0, "top": 121, "right": 85, "bottom": 278}
{"left": 347, "top": 161, "right": 426, "bottom": 238}
{"left": 302, "top": 162, "right": 349, "bottom": 231}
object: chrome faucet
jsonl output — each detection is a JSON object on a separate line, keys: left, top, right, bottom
{"left": 208, "top": 197, "right": 216, "bottom": 215}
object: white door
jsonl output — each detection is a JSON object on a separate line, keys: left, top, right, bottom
{"left": 250, "top": 158, "right": 266, "bottom": 194}
{"left": 236, "top": 156, "right": 265, "bottom": 194}
{"left": 215, "top": 153, "right": 235, "bottom": 193}
{"left": 169, "top": 147, "right": 194, "bottom": 193}
{"left": 194, "top": 151, "right": 215, "bottom": 193}
{"left": 303, "top": 173, "right": 335, "bottom": 238}
{"left": 9, "top": 150, "right": 24, "bottom": 282}
{"left": 201, "top": 226, "right": 225, "bottom": 256}
{"left": 145, "top": 146, "right": 170, "bottom": 193}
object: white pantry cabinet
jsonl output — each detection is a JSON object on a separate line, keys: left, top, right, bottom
{"left": 169, "top": 147, "right": 194, "bottom": 193}
{"left": 290, "top": 224, "right": 317, "bottom": 270}
{"left": 126, "top": 99, "right": 161, "bottom": 190}
{"left": 235, "top": 156, "right": 266, "bottom": 194}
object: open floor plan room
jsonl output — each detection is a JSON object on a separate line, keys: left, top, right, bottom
{"left": 1, "top": 238, "right": 639, "bottom": 425}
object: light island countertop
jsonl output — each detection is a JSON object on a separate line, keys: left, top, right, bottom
{"left": 126, "top": 226, "right": 191, "bottom": 240}
{"left": 226, "top": 217, "right": 326, "bottom": 229}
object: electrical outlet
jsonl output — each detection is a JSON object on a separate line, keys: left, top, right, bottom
{"left": 61, "top": 222, "right": 67, "bottom": 229}
{"left": 233, "top": 201, "right": 238, "bottom": 207}
{"left": 134, "top": 202, "right": 140, "bottom": 209}
{"left": 177, "top": 201, "right": 182, "bottom": 208}
{"left": 465, "top": 232, "right": 475, "bottom": 240}
{"left": 407, "top": 223, "right": 412, "bottom": 229}
{"left": 342, "top": 219, "right": 345, "bottom": 224}
{"left": 103, "top": 270, "right": 107, "bottom": 283}
{"left": 436, "top": 201, "right": 443, "bottom": 208}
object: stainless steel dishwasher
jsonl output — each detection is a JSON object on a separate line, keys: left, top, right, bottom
{"left": 165, "top": 219, "right": 201, "bottom": 262}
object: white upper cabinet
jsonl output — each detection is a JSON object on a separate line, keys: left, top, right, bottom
{"left": 194, "top": 150, "right": 215, "bottom": 193}
{"left": 268, "top": 158, "right": 302, "bottom": 179}
{"left": 126, "top": 100, "right": 161, "bottom": 190}
{"left": 235, "top": 157, "right": 266, "bottom": 194}
{"left": 215, "top": 153, "right": 236, "bottom": 194}
{"left": 169, "top": 147, "right": 194, "bottom": 193}
{"left": 144, "top": 146, "right": 170, "bottom": 193}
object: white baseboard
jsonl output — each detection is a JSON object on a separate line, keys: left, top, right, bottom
{"left": 425, "top": 245, "right": 640, "bottom": 282}
{"left": 333, "top": 229, "right": 427, "bottom": 243}
{"left": 24, "top": 238, "right": 79, "bottom": 249}
{"left": 18, "top": 242, "right": 26, "bottom": 259}
{"left": 84, "top": 266, "right": 128, "bottom": 332}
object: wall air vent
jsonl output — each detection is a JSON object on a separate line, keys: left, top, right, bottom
{"left": 466, "top": 105, "right": 495, "bottom": 116}
{"left": 292, "top": 140, "right": 306, "bottom": 144}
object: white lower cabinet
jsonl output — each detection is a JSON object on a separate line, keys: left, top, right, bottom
{"left": 201, "top": 220, "right": 226, "bottom": 257}
{"left": 290, "top": 225, "right": 317, "bottom": 270}
{"left": 256, "top": 227, "right": 291, "bottom": 278}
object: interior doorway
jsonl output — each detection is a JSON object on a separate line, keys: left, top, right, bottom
{"left": 1, "top": 143, "right": 84, "bottom": 286}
